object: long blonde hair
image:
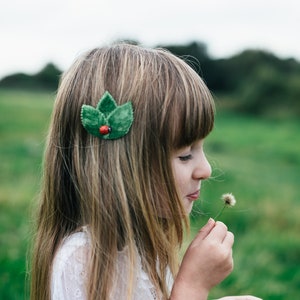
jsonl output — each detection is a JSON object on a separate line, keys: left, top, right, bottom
{"left": 30, "top": 43, "right": 214, "bottom": 299}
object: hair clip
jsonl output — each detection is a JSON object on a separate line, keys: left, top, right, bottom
{"left": 81, "top": 91, "right": 133, "bottom": 139}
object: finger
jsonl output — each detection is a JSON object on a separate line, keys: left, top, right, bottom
{"left": 223, "top": 231, "right": 234, "bottom": 248}
{"left": 206, "top": 221, "right": 228, "bottom": 243}
{"left": 195, "top": 218, "right": 216, "bottom": 240}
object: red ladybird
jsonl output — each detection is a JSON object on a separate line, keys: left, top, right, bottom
{"left": 99, "top": 125, "right": 111, "bottom": 135}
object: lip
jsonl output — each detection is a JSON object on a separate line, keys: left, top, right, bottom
{"left": 186, "top": 189, "right": 200, "bottom": 201}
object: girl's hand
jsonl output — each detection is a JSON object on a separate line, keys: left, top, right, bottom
{"left": 170, "top": 218, "right": 234, "bottom": 300}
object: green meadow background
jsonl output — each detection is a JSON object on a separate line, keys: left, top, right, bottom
{"left": 0, "top": 44, "right": 300, "bottom": 299}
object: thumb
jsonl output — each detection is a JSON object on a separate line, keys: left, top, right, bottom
{"left": 195, "top": 218, "right": 216, "bottom": 240}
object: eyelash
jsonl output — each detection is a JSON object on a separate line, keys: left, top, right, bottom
{"left": 178, "top": 154, "right": 192, "bottom": 161}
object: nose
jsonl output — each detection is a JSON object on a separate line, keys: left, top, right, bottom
{"left": 193, "top": 152, "right": 212, "bottom": 180}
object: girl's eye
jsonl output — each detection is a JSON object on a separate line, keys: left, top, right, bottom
{"left": 178, "top": 154, "right": 192, "bottom": 161}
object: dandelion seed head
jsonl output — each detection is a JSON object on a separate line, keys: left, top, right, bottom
{"left": 221, "top": 193, "right": 236, "bottom": 207}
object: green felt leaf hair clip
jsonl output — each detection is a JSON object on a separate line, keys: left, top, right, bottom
{"left": 81, "top": 91, "right": 133, "bottom": 140}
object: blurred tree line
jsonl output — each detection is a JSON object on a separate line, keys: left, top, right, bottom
{"left": 0, "top": 63, "right": 61, "bottom": 91}
{"left": 1, "top": 41, "right": 300, "bottom": 117}
{"left": 162, "top": 41, "right": 300, "bottom": 117}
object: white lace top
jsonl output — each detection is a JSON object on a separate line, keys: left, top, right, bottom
{"left": 51, "top": 227, "right": 173, "bottom": 299}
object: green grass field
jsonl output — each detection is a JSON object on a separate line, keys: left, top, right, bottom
{"left": 0, "top": 89, "right": 299, "bottom": 299}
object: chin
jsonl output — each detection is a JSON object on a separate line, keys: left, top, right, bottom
{"left": 184, "top": 204, "right": 194, "bottom": 215}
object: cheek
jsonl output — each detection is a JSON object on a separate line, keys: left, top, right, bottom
{"left": 174, "top": 173, "right": 188, "bottom": 197}
{"left": 175, "top": 176, "right": 185, "bottom": 189}
{"left": 171, "top": 163, "right": 187, "bottom": 193}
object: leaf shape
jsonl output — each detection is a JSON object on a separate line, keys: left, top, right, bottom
{"left": 96, "top": 91, "right": 117, "bottom": 117}
{"left": 81, "top": 105, "right": 107, "bottom": 137}
{"left": 80, "top": 91, "right": 134, "bottom": 140}
{"left": 106, "top": 102, "right": 133, "bottom": 139}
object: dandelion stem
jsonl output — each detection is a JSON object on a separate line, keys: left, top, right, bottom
{"left": 214, "top": 204, "right": 226, "bottom": 220}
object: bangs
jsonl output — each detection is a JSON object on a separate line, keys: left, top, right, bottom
{"left": 162, "top": 65, "right": 215, "bottom": 150}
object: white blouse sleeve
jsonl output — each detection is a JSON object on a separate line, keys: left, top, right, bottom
{"left": 51, "top": 228, "right": 173, "bottom": 300}
{"left": 51, "top": 231, "right": 90, "bottom": 300}
{"left": 110, "top": 249, "right": 173, "bottom": 300}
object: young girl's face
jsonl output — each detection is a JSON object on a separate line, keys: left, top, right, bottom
{"left": 171, "top": 139, "right": 212, "bottom": 214}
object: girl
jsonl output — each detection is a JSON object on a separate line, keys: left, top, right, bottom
{"left": 30, "top": 43, "right": 260, "bottom": 300}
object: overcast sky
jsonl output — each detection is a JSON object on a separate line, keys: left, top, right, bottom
{"left": 1, "top": 0, "right": 299, "bottom": 79}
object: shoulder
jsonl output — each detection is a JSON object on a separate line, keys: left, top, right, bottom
{"left": 51, "top": 228, "right": 90, "bottom": 299}
{"left": 52, "top": 228, "right": 90, "bottom": 272}
{"left": 111, "top": 248, "right": 173, "bottom": 299}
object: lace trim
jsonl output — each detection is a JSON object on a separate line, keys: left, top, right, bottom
{"left": 51, "top": 228, "right": 172, "bottom": 299}
{"left": 51, "top": 230, "right": 90, "bottom": 299}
